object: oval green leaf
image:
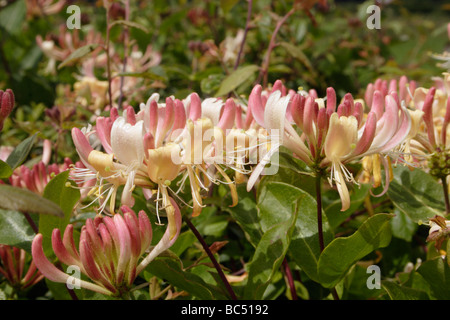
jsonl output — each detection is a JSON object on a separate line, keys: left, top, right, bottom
{"left": 0, "top": 159, "right": 13, "bottom": 179}
{"left": 214, "top": 65, "right": 259, "bottom": 97}
{"left": 387, "top": 166, "right": 446, "bottom": 223}
{"left": 0, "top": 209, "right": 35, "bottom": 252}
{"left": 0, "top": 184, "right": 63, "bottom": 217}
{"left": 6, "top": 133, "right": 37, "bottom": 170}
{"left": 317, "top": 213, "right": 394, "bottom": 288}
{"left": 58, "top": 44, "right": 99, "bottom": 70}
{"left": 257, "top": 181, "right": 333, "bottom": 283}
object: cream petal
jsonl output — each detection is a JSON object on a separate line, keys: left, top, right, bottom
{"left": 110, "top": 117, "right": 145, "bottom": 167}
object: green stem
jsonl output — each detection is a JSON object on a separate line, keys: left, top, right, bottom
{"left": 316, "top": 173, "right": 340, "bottom": 300}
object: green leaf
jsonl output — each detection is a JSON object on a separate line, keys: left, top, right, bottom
{"left": 58, "top": 44, "right": 99, "bottom": 70}
{"left": 0, "top": 0, "right": 26, "bottom": 35}
{"left": 220, "top": 0, "right": 240, "bottom": 13}
{"left": 0, "top": 185, "right": 63, "bottom": 217}
{"left": 382, "top": 280, "right": 430, "bottom": 300}
{"left": 6, "top": 133, "right": 37, "bottom": 170}
{"left": 0, "top": 160, "right": 13, "bottom": 179}
{"left": 324, "top": 183, "right": 371, "bottom": 229}
{"left": 109, "top": 20, "right": 149, "bottom": 33}
{"left": 279, "top": 42, "right": 318, "bottom": 86}
{"left": 222, "top": 184, "right": 263, "bottom": 248}
{"left": 188, "top": 207, "right": 228, "bottom": 238}
{"left": 200, "top": 73, "right": 225, "bottom": 95}
{"left": 0, "top": 209, "right": 35, "bottom": 252}
{"left": 243, "top": 182, "right": 301, "bottom": 300}
{"left": 390, "top": 208, "right": 417, "bottom": 242}
{"left": 258, "top": 151, "right": 315, "bottom": 196}
{"left": 168, "top": 231, "right": 197, "bottom": 256}
{"left": 417, "top": 257, "right": 450, "bottom": 299}
{"left": 318, "top": 213, "right": 394, "bottom": 288}
{"left": 214, "top": 65, "right": 259, "bottom": 97}
{"left": 257, "top": 181, "right": 333, "bottom": 283}
{"left": 145, "top": 256, "right": 228, "bottom": 300}
{"left": 39, "top": 171, "right": 80, "bottom": 256}
{"left": 387, "top": 166, "right": 446, "bottom": 223}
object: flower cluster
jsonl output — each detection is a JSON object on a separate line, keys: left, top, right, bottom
{"left": 244, "top": 80, "right": 411, "bottom": 210}
{"left": 31, "top": 72, "right": 450, "bottom": 296}
{"left": 32, "top": 205, "right": 181, "bottom": 297}
{"left": 0, "top": 245, "right": 44, "bottom": 291}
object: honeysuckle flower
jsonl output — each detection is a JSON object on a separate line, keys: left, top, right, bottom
{"left": 31, "top": 205, "right": 181, "bottom": 298}
{"left": 174, "top": 97, "right": 240, "bottom": 216}
{"left": 399, "top": 85, "right": 450, "bottom": 177}
{"left": 26, "top": 0, "right": 66, "bottom": 19}
{"left": 71, "top": 126, "right": 154, "bottom": 215}
{"left": 6, "top": 158, "right": 73, "bottom": 195}
{"left": 36, "top": 27, "right": 103, "bottom": 75}
{"left": 246, "top": 80, "right": 411, "bottom": 211}
{"left": 71, "top": 90, "right": 244, "bottom": 226}
{"left": 0, "top": 245, "right": 44, "bottom": 291}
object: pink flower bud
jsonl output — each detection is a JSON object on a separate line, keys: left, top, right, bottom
{"left": 326, "top": 87, "right": 337, "bottom": 112}
{"left": 125, "top": 106, "right": 136, "bottom": 125}
{"left": 0, "top": 89, "right": 15, "bottom": 131}
{"left": 188, "top": 92, "right": 202, "bottom": 121}
{"left": 291, "top": 93, "right": 305, "bottom": 129}
{"left": 0, "top": 89, "right": 15, "bottom": 117}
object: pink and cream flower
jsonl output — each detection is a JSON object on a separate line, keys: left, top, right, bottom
{"left": 245, "top": 80, "right": 411, "bottom": 211}
{"left": 31, "top": 205, "right": 181, "bottom": 297}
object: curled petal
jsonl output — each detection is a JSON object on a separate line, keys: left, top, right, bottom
{"left": 155, "top": 98, "right": 175, "bottom": 147}
{"left": 379, "top": 103, "right": 411, "bottom": 153}
{"left": 172, "top": 99, "right": 187, "bottom": 136}
{"left": 32, "top": 234, "right": 70, "bottom": 283}
{"left": 138, "top": 210, "right": 153, "bottom": 255}
{"left": 79, "top": 238, "right": 104, "bottom": 282}
{"left": 351, "top": 112, "right": 377, "bottom": 157}
{"left": 217, "top": 98, "right": 236, "bottom": 130}
{"left": 370, "top": 95, "right": 399, "bottom": 150}
{"left": 110, "top": 117, "right": 145, "bottom": 166}
{"left": 122, "top": 207, "right": 141, "bottom": 257}
{"left": 332, "top": 163, "right": 351, "bottom": 212}
{"left": 188, "top": 92, "right": 202, "bottom": 121}
{"left": 113, "top": 213, "right": 132, "bottom": 284}
{"left": 52, "top": 229, "right": 83, "bottom": 270}
{"left": 264, "top": 90, "right": 291, "bottom": 136}
{"left": 95, "top": 117, "right": 113, "bottom": 154}
{"left": 248, "top": 84, "right": 265, "bottom": 127}
{"left": 71, "top": 128, "right": 94, "bottom": 169}
{"left": 136, "top": 197, "right": 182, "bottom": 274}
